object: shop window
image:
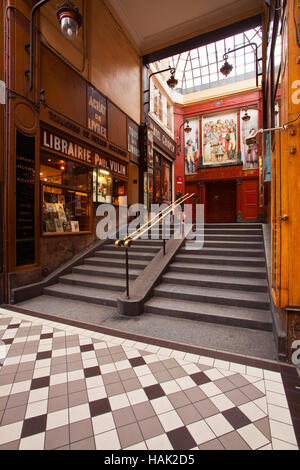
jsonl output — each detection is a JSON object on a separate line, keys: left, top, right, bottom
{"left": 93, "top": 169, "right": 112, "bottom": 203}
{"left": 162, "top": 160, "right": 172, "bottom": 204}
{"left": 40, "top": 153, "right": 92, "bottom": 234}
{"left": 113, "top": 179, "right": 127, "bottom": 206}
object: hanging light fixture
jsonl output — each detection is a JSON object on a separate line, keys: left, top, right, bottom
{"left": 184, "top": 121, "right": 192, "bottom": 133}
{"left": 242, "top": 109, "right": 251, "bottom": 122}
{"left": 220, "top": 53, "right": 233, "bottom": 77}
{"left": 167, "top": 70, "right": 178, "bottom": 89}
{"left": 56, "top": 0, "right": 83, "bottom": 40}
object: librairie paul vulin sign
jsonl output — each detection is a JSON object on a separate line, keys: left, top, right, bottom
{"left": 87, "top": 85, "right": 107, "bottom": 139}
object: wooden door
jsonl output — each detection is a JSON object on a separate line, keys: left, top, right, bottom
{"left": 206, "top": 181, "right": 236, "bottom": 223}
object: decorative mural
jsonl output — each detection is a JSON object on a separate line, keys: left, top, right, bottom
{"left": 202, "top": 113, "right": 238, "bottom": 166}
{"left": 240, "top": 108, "right": 259, "bottom": 169}
{"left": 184, "top": 117, "right": 199, "bottom": 175}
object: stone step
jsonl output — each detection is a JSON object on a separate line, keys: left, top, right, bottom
{"left": 84, "top": 257, "right": 147, "bottom": 270}
{"left": 180, "top": 246, "right": 265, "bottom": 258}
{"left": 105, "top": 244, "right": 161, "bottom": 253}
{"left": 192, "top": 228, "right": 262, "bottom": 235}
{"left": 199, "top": 234, "right": 263, "bottom": 242}
{"left": 108, "top": 239, "right": 166, "bottom": 247}
{"left": 175, "top": 253, "right": 265, "bottom": 267}
{"left": 153, "top": 283, "right": 270, "bottom": 310}
{"left": 169, "top": 262, "right": 267, "bottom": 279}
{"left": 59, "top": 273, "right": 125, "bottom": 291}
{"left": 73, "top": 264, "right": 142, "bottom": 280}
{"left": 43, "top": 283, "right": 120, "bottom": 307}
{"left": 202, "top": 223, "right": 262, "bottom": 229}
{"left": 163, "top": 271, "right": 268, "bottom": 292}
{"left": 144, "top": 297, "right": 272, "bottom": 331}
{"left": 95, "top": 250, "right": 155, "bottom": 261}
{"left": 202, "top": 240, "right": 264, "bottom": 249}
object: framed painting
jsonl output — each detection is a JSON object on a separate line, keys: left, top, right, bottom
{"left": 240, "top": 108, "right": 259, "bottom": 169}
{"left": 184, "top": 117, "right": 199, "bottom": 175}
{"left": 202, "top": 112, "right": 238, "bottom": 166}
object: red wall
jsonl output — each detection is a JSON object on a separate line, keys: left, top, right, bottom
{"left": 174, "top": 90, "right": 263, "bottom": 222}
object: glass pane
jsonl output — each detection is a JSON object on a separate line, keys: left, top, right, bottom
{"left": 40, "top": 153, "right": 91, "bottom": 191}
{"left": 93, "top": 169, "right": 112, "bottom": 203}
{"left": 42, "top": 185, "right": 90, "bottom": 233}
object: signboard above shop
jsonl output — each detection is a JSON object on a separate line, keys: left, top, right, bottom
{"left": 127, "top": 117, "right": 140, "bottom": 165}
{"left": 148, "top": 117, "right": 176, "bottom": 160}
{"left": 41, "top": 127, "right": 128, "bottom": 178}
{"left": 87, "top": 85, "right": 107, "bottom": 139}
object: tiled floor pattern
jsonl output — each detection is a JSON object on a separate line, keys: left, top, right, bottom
{"left": 0, "top": 308, "right": 298, "bottom": 451}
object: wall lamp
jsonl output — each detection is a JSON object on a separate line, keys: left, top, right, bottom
{"left": 220, "top": 43, "right": 259, "bottom": 88}
{"left": 26, "top": 0, "right": 83, "bottom": 92}
{"left": 144, "top": 66, "right": 178, "bottom": 106}
{"left": 177, "top": 120, "right": 192, "bottom": 154}
{"left": 245, "top": 113, "right": 300, "bottom": 145}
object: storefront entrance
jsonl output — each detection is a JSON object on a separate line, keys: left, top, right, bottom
{"left": 205, "top": 180, "right": 236, "bottom": 223}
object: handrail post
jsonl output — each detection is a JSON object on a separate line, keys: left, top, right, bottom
{"left": 125, "top": 247, "right": 129, "bottom": 299}
{"left": 163, "top": 238, "right": 166, "bottom": 256}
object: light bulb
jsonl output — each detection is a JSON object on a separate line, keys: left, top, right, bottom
{"left": 60, "top": 16, "right": 79, "bottom": 40}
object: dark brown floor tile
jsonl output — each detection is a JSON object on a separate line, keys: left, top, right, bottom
{"left": 167, "top": 426, "right": 197, "bottom": 450}
{"left": 45, "top": 425, "right": 70, "bottom": 450}
{"left": 129, "top": 357, "right": 146, "bottom": 367}
{"left": 36, "top": 351, "right": 52, "bottom": 361}
{"left": 190, "top": 372, "right": 211, "bottom": 386}
{"left": 21, "top": 414, "right": 47, "bottom": 439}
{"left": 80, "top": 344, "right": 94, "bottom": 353}
{"left": 89, "top": 397, "right": 111, "bottom": 417}
{"left": 144, "top": 384, "right": 165, "bottom": 400}
{"left": 83, "top": 366, "right": 101, "bottom": 379}
{"left": 40, "top": 333, "right": 53, "bottom": 340}
{"left": 31, "top": 376, "right": 50, "bottom": 390}
{"left": 222, "top": 407, "right": 251, "bottom": 429}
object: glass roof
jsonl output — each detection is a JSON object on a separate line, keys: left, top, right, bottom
{"left": 165, "top": 27, "right": 265, "bottom": 94}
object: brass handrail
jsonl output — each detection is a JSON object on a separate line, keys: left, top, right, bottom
{"left": 114, "top": 193, "right": 195, "bottom": 299}
{"left": 115, "top": 193, "right": 193, "bottom": 248}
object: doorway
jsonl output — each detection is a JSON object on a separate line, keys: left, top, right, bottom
{"left": 205, "top": 180, "right": 236, "bottom": 223}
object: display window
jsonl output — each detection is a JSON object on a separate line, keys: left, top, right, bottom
{"left": 162, "top": 160, "right": 172, "bottom": 204}
{"left": 112, "top": 179, "right": 127, "bottom": 206}
{"left": 93, "top": 169, "right": 113, "bottom": 203}
{"left": 40, "top": 153, "right": 92, "bottom": 234}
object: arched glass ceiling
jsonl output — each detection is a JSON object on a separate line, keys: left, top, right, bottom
{"left": 166, "top": 27, "right": 266, "bottom": 94}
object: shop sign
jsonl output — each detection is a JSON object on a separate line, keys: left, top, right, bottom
{"left": 87, "top": 85, "right": 107, "bottom": 139}
{"left": 148, "top": 117, "right": 176, "bottom": 160}
{"left": 177, "top": 176, "right": 183, "bottom": 185}
{"left": 41, "top": 128, "right": 127, "bottom": 177}
{"left": 127, "top": 118, "right": 140, "bottom": 165}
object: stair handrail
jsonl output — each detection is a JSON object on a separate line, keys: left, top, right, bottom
{"left": 115, "top": 193, "right": 195, "bottom": 249}
{"left": 114, "top": 193, "right": 196, "bottom": 299}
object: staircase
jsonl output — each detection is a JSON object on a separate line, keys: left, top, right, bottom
{"left": 144, "top": 223, "right": 273, "bottom": 333}
{"left": 43, "top": 226, "right": 174, "bottom": 306}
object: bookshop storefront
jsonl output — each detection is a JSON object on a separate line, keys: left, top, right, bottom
{"left": 40, "top": 126, "right": 128, "bottom": 236}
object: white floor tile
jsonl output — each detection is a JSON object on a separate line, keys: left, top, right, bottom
{"left": 205, "top": 413, "right": 234, "bottom": 437}
{"left": 187, "top": 420, "right": 216, "bottom": 444}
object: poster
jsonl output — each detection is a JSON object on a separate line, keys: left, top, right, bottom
{"left": 202, "top": 113, "right": 237, "bottom": 166}
{"left": 184, "top": 117, "right": 199, "bottom": 175}
{"left": 240, "top": 109, "right": 259, "bottom": 169}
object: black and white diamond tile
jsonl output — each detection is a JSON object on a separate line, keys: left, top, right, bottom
{"left": 0, "top": 308, "right": 298, "bottom": 450}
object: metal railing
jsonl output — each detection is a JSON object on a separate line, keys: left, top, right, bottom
{"left": 115, "top": 193, "right": 195, "bottom": 298}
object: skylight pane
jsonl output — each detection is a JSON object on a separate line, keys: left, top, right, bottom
{"left": 201, "top": 66, "right": 209, "bottom": 75}
{"left": 185, "top": 70, "right": 193, "bottom": 80}
{"left": 210, "top": 64, "right": 217, "bottom": 73}
{"left": 192, "top": 58, "right": 199, "bottom": 68}
{"left": 194, "top": 77, "right": 201, "bottom": 86}
{"left": 186, "top": 79, "right": 193, "bottom": 88}
{"left": 190, "top": 49, "right": 198, "bottom": 59}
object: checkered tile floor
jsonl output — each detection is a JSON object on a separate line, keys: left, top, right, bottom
{"left": 0, "top": 308, "right": 298, "bottom": 450}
